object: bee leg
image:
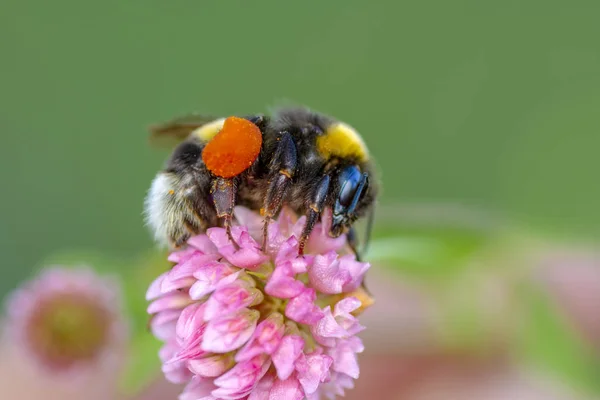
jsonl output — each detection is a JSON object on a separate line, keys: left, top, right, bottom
{"left": 183, "top": 188, "right": 215, "bottom": 232}
{"left": 172, "top": 234, "right": 191, "bottom": 249}
{"left": 261, "top": 132, "right": 298, "bottom": 250}
{"left": 211, "top": 177, "right": 238, "bottom": 245}
{"left": 298, "top": 175, "right": 331, "bottom": 255}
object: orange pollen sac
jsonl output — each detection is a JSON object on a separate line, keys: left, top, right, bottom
{"left": 202, "top": 116, "right": 263, "bottom": 178}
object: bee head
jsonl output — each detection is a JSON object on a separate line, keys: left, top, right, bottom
{"left": 331, "top": 165, "right": 371, "bottom": 237}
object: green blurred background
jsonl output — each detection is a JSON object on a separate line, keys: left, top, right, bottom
{"left": 1, "top": 0, "right": 599, "bottom": 294}
{"left": 2, "top": 2, "right": 600, "bottom": 398}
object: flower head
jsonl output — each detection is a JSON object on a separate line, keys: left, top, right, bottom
{"left": 0, "top": 266, "right": 128, "bottom": 398}
{"left": 148, "top": 207, "right": 373, "bottom": 399}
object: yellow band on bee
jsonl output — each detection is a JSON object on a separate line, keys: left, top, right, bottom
{"left": 316, "top": 122, "right": 369, "bottom": 162}
{"left": 191, "top": 118, "right": 226, "bottom": 142}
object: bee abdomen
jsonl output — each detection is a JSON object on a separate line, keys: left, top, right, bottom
{"left": 144, "top": 172, "right": 199, "bottom": 248}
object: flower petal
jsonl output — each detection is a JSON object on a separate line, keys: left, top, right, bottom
{"left": 147, "top": 291, "right": 194, "bottom": 314}
{"left": 146, "top": 271, "right": 168, "bottom": 300}
{"left": 236, "top": 313, "right": 285, "bottom": 362}
{"left": 334, "top": 297, "right": 362, "bottom": 316}
{"left": 179, "top": 376, "right": 218, "bottom": 400}
{"left": 271, "top": 334, "right": 304, "bottom": 380}
{"left": 187, "top": 235, "right": 218, "bottom": 254}
{"left": 188, "top": 353, "right": 235, "bottom": 377}
{"left": 296, "top": 353, "right": 333, "bottom": 395}
{"left": 339, "top": 255, "right": 370, "bottom": 292}
{"left": 248, "top": 371, "right": 275, "bottom": 400}
{"left": 212, "top": 355, "right": 271, "bottom": 399}
{"left": 265, "top": 262, "right": 305, "bottom": 299}
{"left": 175, "top": 303, "right": 206, "bottom": 345}
{"left": 312, "top": 306, "right": 347, "bottom": 347}
{"left": 332, "top": 297, "right": 366, "bottom": 336}
{"left": 168, "top": 247, "right": 197, "bottom": 264}
{"left": 207, "top": 227, "right": 269, "bottom": 270}
{"left": 201, "top": 309, "right": 259, "bottom": 353}
{"left": 305, "top": 208, "right": 347, "bottom": 254}
{"left": 233, "top": 206, "right": 264, "bottom": 239}
{"left": 150, "top": 309, "right": 181, "bottom": 340}
{"left": 269, "top": 375, "right": 304, "bottom": 400}
{"left": 328, "top": 337, "right": 364, "bottom": 379}
{"left": 285, "top": 288, "right": 324, "bottom": 326}
{"left": 204, "top": 279, "right": 263, "bottom": 321}
{"left": 160, "top": 341, "right": 192, "bottom": 384}
{"left": 308, "top": 251, "right": 351, "bottom": 294}
{"left": 189, "top": 264, "right": 237, "bottom": 300}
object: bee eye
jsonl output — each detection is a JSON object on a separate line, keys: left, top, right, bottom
{"left": 337, "top": 166, "right": 363, "bottom": 208}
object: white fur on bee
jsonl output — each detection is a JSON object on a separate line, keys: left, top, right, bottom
{"left": 144, "top": 172, "right": 196, "bottom": 247}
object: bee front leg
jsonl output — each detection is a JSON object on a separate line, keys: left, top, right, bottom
{"left": 211, "top": 177, "right": 238, "bottom": 244}
{"left": 298, "top": 175, "right": 331, "bottom": 255}
{"left": 261, "top": 132, "right": 298, "bottom": 250}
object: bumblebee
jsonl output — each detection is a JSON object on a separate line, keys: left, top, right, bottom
{"left": 144, "top": 106, "right": 377, "bottom": 258}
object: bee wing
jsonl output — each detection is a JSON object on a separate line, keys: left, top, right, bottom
{"left": 149, "top": 114, "right": 221, "bottom": 147}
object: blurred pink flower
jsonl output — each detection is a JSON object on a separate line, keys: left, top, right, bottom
{"left": 0, "top": 266, "right": 129, "bottom": 400}
{"left": 147, "top": 207, "right": 372, "bottom": 399}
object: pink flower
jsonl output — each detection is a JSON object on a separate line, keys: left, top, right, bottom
{"left": 285, "top": 288, "right": 324, "bottom": 325}
{"left": 147, "top": 206, "right": 373, "bottom": 399}
{"left": 0, "top": 266, "right": 128, "bottom": 399}
{"left": 296, "top": 353, "right": 333, "bottom": 395}
{"left": 271, "top": 334, "right": 304, "bottom": 380}
{"left": 312, "top": 298, "right": 365, "bottom": 347}
{"left": 201, "top": 309, "right": 260, "bottom": 353}
{"left": 236, "top": 313, "right": 285, "bottom": 362}
{"left": 309, "top": 252, "right": 369, "bottom": 294}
